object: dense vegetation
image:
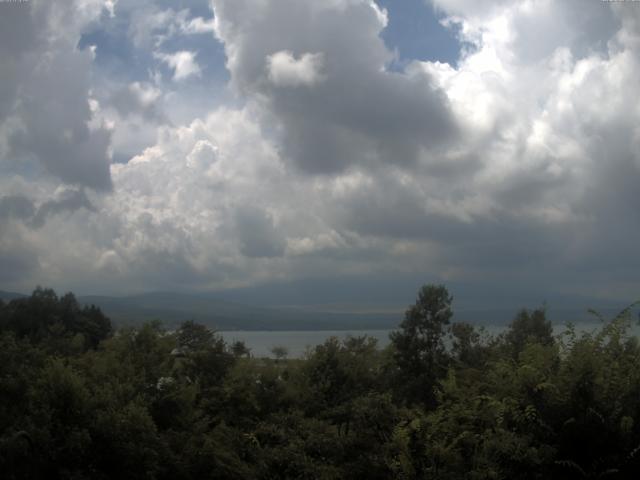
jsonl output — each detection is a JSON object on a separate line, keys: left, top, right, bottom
{"left": 1, "top": 285, "right": 640, "bottom": 479}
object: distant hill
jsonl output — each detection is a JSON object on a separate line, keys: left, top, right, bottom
{"left": 2, "top": 287, "right": 629, "bottom": 331}
{"left": 0, "top": 288, "right": 402, "bottom": 330}
{"left": 77, "top": 292, "right": 622, "bottom": 331}
{"left": 0, "top": 290, "right": 26, "bottom": 301}
{"left": 78, "top": 292, "right": 401, "bottom": 331}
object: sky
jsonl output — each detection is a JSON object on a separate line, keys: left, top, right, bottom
{"left": 0, "top": 0, "right": 639, "bottom": 309}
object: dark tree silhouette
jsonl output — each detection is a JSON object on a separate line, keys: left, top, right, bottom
{"left": 390, "top": 284, "right": 453, "bottom": 408}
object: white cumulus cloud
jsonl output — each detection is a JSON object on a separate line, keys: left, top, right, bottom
{"left": 155, "top": 50, "right": 202, "bottom": 81}
{"left": 267, "top": 51, "right": 326, "bottom": 87}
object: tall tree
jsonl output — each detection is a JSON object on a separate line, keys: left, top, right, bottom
{"left": 389, "top": 284, "right": 453, "bottom": 408}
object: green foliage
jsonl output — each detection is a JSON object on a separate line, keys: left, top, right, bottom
{"left": 0, "top": 287, "right": 111, "bottom": 353}
{"left": 231, "top": 340, "right": 251, "bottom": 358}
{"left": 270, "top": 345, "right": 289, "bottom": 361}
{"left": 502, "top": 307, "right": 554, "bottom": 359}
{"left": 2, "top": 285, "right": 640, "bottom": 479}
{"left": 389, "top": 284, "right": 453, "bottom": 408}
{"left": 450, "top": 321, "right": 491, "bottom": 368}
{"left": 303, "top": 335, "right": 384, "bottom": 411}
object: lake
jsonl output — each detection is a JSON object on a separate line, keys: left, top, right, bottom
{"left": 220, "top": 330, "right": 393, "bottom": 358}
{"left": 221, "top": 321, "right": 630, "bottom": 358}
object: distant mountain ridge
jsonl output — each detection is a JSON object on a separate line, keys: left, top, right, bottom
{"left": 77, "top": 291, "right": 401, "bottom": 331}
{"left": 1, "top": 288, "right": 629, "bottom": 331}
{"left": 0, "top": 290, "right": 27, "bottom": 301}
{"left": 2, "top": 288, "right": 402, "bottom": 330}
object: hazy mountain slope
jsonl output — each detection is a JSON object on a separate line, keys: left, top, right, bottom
{"left": 78, "top": 292, "right": 401, "bottom": 330}
{"left": 2, "top": 287, "right": 629, "bottom": 331}
{"left": 0, "top": 290, "right": 27, "bottom": 301}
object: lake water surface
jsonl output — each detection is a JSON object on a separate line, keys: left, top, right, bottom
{"left": 221, "top": 321, "right": 632, "bottom": 358}
{"left": 220, "top": 330, "right": 392, "bottom": 358}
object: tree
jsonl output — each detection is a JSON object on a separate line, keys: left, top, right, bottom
{"left": 303, "top": 336, "right": 383, "bottom": 415}
{"left": 231, "top": 340, "right": 251, "bottom": 358}
{"left": 0, "top": 288, "right": 111, "bottom": 353}
{"left": 177, "top": 320, "right": 216, "bottom": 352}
{"left": 389, "top": 284, "right": 453, "bottom": 408}
{"left": 450, "top": 321, "right": 488, "bottom": 368}
{"left": 176, "top": 320, "right": 234, "bottom": 393}
{"left": 271, "top": 345, "right": 289, "bottom": 362}
{"left": 504, "top": 307, "right": 553, "bottom": 359}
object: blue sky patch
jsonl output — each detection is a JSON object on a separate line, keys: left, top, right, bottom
{"left": 375, "top": 0, "right": 461, "bottom": 67}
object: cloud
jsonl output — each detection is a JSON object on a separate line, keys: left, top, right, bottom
{"left": 104, "top": 0, "right": 117, "bottom": 18}
{"left": 1, "top": 0, "right": 640, "bottom": 304}
{"left": 182, "top": 15, "right": 216, "bottom": 35}
{"left": 109, "top": 82, "right": 165, "bottom": 122}
{"left": 155, "top": 50, "right": 201, "bottom": 80}
{"left": 235, "top": 206, "right": 286, "bottom": 258}
{"left": 0, "top": 196, "right": 36, "bottom": 222}
{"left": 0, "top": 0, "right": 113, "bottom": 190}
{"left": 30, "top": 189, "right": 96, "bottom": 229}
{"left": 126, "top": 2, "right": 217, "bottom": 49}
{"left": 128, "top": 5, "right": 187, "bottom": 49}
{"left": 0, "top": 189, "right": 95, "bottom": 230}
{"left": 75, "top": 0, "right": 229, "bottom": 165}
{"left": 211, "top": 0, "right": 458, "bottom": 174}
{"left": 82, "top": 108, "right": 291, "bottom": 291}
{"left": 186, "top": 140, "right": 218, "bottom": 169}
{"left": 267, "top": 51, "right": 326, "bottom": 87}
{"left": 0, "top": 242, "right": 39, "bottom": 284}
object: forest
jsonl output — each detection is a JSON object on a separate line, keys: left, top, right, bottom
{"left": 1, "top": 285, "right": 640, "bottom": 479}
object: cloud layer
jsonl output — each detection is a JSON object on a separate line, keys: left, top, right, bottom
{"left": 1, "top": 0, "right": 639, "bottom": 305}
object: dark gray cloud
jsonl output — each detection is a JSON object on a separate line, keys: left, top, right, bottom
{"left": 235, "top": 206, "right": 286, "bottom": 258}
{"left": 0, "top": 248, "right": 39, "bottom": 284}
{"left": 30, "top": 189, "right": 96, "bottom": 229}
{"left": 0, "top": 196, "right": 36, "bottom": 222}
{"left": 0, "top": 189, "right": 95, "bottom": 230}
